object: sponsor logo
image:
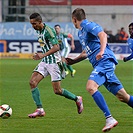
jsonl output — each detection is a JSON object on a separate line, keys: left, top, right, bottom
{"left": 0, "top": 40, "right": 7, "bottom": 52}
{"left": 6, "top": 41, "right": 42, "bottom": 53}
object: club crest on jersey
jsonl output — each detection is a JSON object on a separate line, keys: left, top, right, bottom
{"left": 38, "top": 38, "right": 46, "bottom": 47}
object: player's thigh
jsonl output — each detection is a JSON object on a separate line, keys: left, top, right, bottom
{"left": 104, "top": 73, "right": 123, "bottom": 95}
{"left": 30, "top": 72, "right": 44, "bottom": 81}
{"left": 46, "top": 63, "right": 62, "bottom": 81}
{"left": 34, "top": 62, "right": 49, "bottom": 77}
{"left": 30, "top": 72, "right": 44, "bottom": 87}
{"left": 88, "top": 69, "right": 106, "bottom": 87}
{"left": 87, "top": 68, "right": 107, "bottom": 94}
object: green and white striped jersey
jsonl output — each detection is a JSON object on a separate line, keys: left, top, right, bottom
{"left": 56, "top": 32, "right": 68, "bottom": 50}
{"left": 36, "top": 24, "right": 61, "bottom": 64}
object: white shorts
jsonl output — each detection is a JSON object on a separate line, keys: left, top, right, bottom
{"left": 60, "top": 45, "right": 71, "bottom": 58}
{"left": 34, "top": 61, "right": 66, "bottom": 82}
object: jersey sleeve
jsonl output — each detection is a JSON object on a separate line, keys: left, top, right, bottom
{"left": 124, "top": 52, "right": 133, "bottom": 61}
{"left": 125, "top": 38, "right": 133, "bottom": 61}
{"left": 45, "top": 26, "right": 59, "bottom": 45}
{"left": 85, "top": 22, "right": 103, "bottom": 36}
{"left": 62, "top": 33, "right": 69, "bottom": 38}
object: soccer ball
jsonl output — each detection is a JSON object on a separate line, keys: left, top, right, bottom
{"left": 0, "top": 104, "right": 12, "bottom": 119}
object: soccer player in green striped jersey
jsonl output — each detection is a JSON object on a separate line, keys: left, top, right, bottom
{"left": 28, "top": 13, "right": 83, "bottom": 118}
{"left": 54, "top": 24, "right": 76, "bottom": 77}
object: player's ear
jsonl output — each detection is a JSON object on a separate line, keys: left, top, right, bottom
{"left": 72, "top": 17, "right": 77, "bottom": 23}
{"left": 74, "top": 18, "right": 77, "bottom": 23}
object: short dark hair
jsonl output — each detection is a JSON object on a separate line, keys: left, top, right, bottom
{"left": 29, "top": 13, "right": 42, "bottom": 21}
{"left": 72, "top": 8, "right": 86, "bottom": 21}
{"left": 129, "top": 22, "right": 133, "bottom": 27}
{"left": 54, "top": 24, "right": 61, "bottom": 28}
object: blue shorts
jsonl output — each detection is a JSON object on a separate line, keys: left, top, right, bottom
{"left": 89, "top": 59, "right": 123, "bottom": 95}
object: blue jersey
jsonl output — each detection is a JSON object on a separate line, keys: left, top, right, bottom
{"left": 78, "top": 19, "right": 118, "bottom": 67}
{"left": 125, "top": 38, "right": 133, "bottom": 61}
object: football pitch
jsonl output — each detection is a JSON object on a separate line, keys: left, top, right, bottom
{"left": 0, "top": 59, "right": 133, "bottom": 133}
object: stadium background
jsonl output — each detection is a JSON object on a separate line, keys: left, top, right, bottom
{"left": 0, "top": 1, "right": 133, "bottom": 133}
{"left": 0, "top": 0, "right": 133, "bottom": 59}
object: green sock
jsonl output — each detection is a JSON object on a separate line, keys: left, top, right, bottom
{"left": 61, "top": 89, "right": 77, "bottom": 101}
{"left": 31, "top": 87, "right": 42, "bottom": 108}
{"left": 67, "top": 65, "right": 73, "bottom": 72}
{"left": 63, "top": 62, "right": 68, "bottom": 71}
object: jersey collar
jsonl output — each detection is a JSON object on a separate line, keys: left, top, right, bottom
{"left": 80, "top": 19, "right": 88, "bottom": 28}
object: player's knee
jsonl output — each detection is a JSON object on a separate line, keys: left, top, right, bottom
{"left": 86, "top": 80, "right": 98, "bottom": 95}
{"left": 116, "top": 89, "right": 130, "bottom": 103}
{"left": 117, "top": 96, "right": 125, "bottom": 102}
{"left": 86, "top": 86, "right": 96, "bottom": 95}
{"left": 117, "top": 95, "right": 129, "bottom": 103}
{"left": 54, "top": 88, "right": 62, "bottom": 95}
{"left": 29, "top": 80, "right": 36, "bottom": 88}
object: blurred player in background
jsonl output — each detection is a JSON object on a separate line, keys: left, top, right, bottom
{"left": 123, "top": 22, "right": 133, "bottom": 62}
{"left": 54, "top": 24, "right": 76, "bottom": 77}
{"left": 66, "top": 8, "right": 133, "bottom": 132}
{"left": 28, "top": 13, "right": 83, "bottom": 118}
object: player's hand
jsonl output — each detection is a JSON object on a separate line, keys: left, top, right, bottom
{"left": 123, "top": 57, "right": 127, "bottom": 62}
{"left": 120, "top": 55, "right": 127, "bottom": 62}
{"left": 33, "top": 53, "right": 45, "bottom": 60}
{"left": 96, "top": 51, "right": 104, "bottom": 60}
{"left": 65, "top": 58, "right": 74, "bottom": 65}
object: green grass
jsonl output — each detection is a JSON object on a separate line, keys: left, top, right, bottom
{"left": 0, "top": 59, "right": 133, "bottom": 133}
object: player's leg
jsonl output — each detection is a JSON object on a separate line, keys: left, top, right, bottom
{"left": 117, "top": 89, "right": 133, "bottom": 108}
{"left": 105, "top": 72, "right": 133, "bottom": 108}
{"left": 87, "top": 79, "right": 118, "bottom": 132}
{"left": 28, "top": 62, "right": 48, "bottom": 118}
{"left": 63, "top": 58, "right": 76, "bottom": 77}
{"left": 51, "top": 81, "right": 83, "bottom": 114}
{"left": 86, "top": 80, "right": 112, "bottom": 118}
{"left": 61, "top": 50, "right": 69, "bottom": 75}
{"left": 64, "top": 46, "right": 76, "bottom": 77}
{"left": 116, "top": 88, "right": 131, "bottom": 103}
{"left": 49, "top": 63, "right": 83, "bottom": 114}
{"left": 87, "top": 68, "right": 118, "bottom": 132}
{"left": 62, "top": 58, "right": 69, "bottom": 75}
{"left": 66, "top": 65, "right": 76, "bottom": 77}
{"left": 61, "top": 47, "right": 76, "bottom": 77}
{"left": 116, "top": 88, "right": 133, "bottom": 107}
{"left": 29, "top": 72, "right": 44, "bottom": 108}
{"left": 28, "top": 72, "right": 45, "bottom": 118}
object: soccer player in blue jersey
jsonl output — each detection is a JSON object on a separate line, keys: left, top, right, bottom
{"left": 123, "top": 22, "right": 133, "bottom": 62}
{"left": 66, "top": 8, "right": 133, "bottom": 132}
{"left": 28, "top": 13, "right": 83, "bottom": 118}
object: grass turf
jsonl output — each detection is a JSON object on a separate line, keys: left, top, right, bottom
{"left": 0, "top": 59, "right": 133, "bottom": 133}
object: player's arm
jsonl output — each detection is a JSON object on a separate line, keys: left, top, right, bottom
{"left": 33, "top": 44, "right": 59, "bottom": 60}
{"left": 65, "top": 50, "right": 87, "bottom": 65}
{"left": 96, "top": 31, "right": 107, "bottom": 60}
{"left": 86, "top": 22, "right": 107, "bottom": 60}
{"left": 67, "top": 33, "right": 75, "bottom": 50}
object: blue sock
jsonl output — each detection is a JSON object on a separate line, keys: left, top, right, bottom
{"left": 92, "top": 91, "right": 111, "bottom": 118}
{"left": 127, "top": 95, "right": 133, "bottom": 108}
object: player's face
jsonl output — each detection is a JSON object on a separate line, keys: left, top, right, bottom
{"left": 129, "top": 25, "right": 133, "bottom": 36}
{"left": 54, "top": 26, "right": 61, "bottom": 34}
{"left": 72, "top": 17, "right": 80, "bottom": 29}
{"left": 30, "top": 19, "right": 42, "bottom": 30}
